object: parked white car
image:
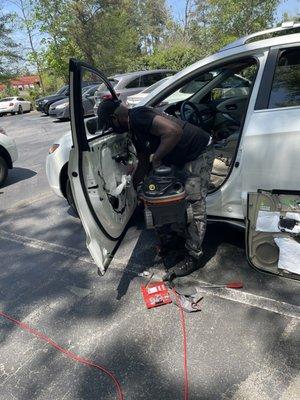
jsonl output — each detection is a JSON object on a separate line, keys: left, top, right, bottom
{"left": 49, "top": 22, "right": 300, "bottom": 280}
{"left": 0, "top": 97, "right": 32, "bottom": 116}
{"left": 46, "top": 132, "right": 74, "bottom": 207}
{"left": 0, "top": 127, "right": 18, "bottom": 186}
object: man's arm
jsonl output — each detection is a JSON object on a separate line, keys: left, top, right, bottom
{"left": 150, "top": 115, "right": 182, "bottom": 168}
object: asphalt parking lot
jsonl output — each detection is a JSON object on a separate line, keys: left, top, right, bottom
{"left": 0, "top": 112, "right": 299, "bottom": 400}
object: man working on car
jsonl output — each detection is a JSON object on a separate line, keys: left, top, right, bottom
{"left": 97, "top": 99, "right": 215, "bottom": 277}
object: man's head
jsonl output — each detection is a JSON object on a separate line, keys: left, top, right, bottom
{"left": 97, "top": 98, "right": 129, "bottom": 134}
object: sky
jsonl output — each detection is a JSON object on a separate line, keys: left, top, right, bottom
{"left": 167, "top": 0, "right": 299, "bottom": 21}
{"left": 3, "top": 0, "right": 300, "bottom": 71}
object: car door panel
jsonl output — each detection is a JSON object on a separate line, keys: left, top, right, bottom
{"left": 247, "top": 190, "right": 300, "bottom": 279}
{"left": 69, "top": 59, "right": 138, "bottom": 274}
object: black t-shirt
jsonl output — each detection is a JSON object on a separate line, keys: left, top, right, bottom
{"left": 128, "top": 106, "right": 210, "bottom": 166}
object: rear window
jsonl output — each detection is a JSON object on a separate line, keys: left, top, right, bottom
{"left": 0, "top": 98, "right": 14, "bottom": 102}
{"left": 96, "top": 79, "right": 118, "bottom": 91}
{"left": 142, "top": 77, "right": 170, "bottom": 94}
{"left": 140, "top": 73, "right": 163, "bottom": 87}
{"left": 126, "top": 77, "right": 141, "bottom": 89}
{"left": 56, "top": 86, "right": 68, "bottom": 95}
{"left": 269, "top": 48, "right": 300, "bottom": 109}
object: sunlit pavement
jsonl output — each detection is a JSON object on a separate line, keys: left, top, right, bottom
{"left": 0, "top": 112, "right": 299, "bottom": 399}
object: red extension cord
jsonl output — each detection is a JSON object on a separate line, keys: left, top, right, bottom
{"left": 0, "top": 300, "right": 189, "bottom": 400}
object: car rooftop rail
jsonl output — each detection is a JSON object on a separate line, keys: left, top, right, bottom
{"left": 220, "top": 21, "right": 300, "bottom": 52}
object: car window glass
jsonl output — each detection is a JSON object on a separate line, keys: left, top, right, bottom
{"left": 56, "top": 86, "right": 68, "bottom": 95}
{"left": 86, "top": 87, "right": 97, "bottom": 96}
{"left": 142, "top": 77, "right": 170, "bottom": 94}
{"left": 140, "top": 74, "right": 162, "bottom": 87}
{"left": 269, "top": 48, "right": 300, "bottom": 109}
{"left": 125, "top": 77, "right": 141, "bottom": 88}
{"left": 210, "top": 71, "right": 252, "bottom": 100}
{"left": 18, "top": 97, "right": 25, "bottom": 101}
{"left": 81, "top": 67, "right": 117, "bottom": 137}
{"left": 158, "top": 72, "right": 218, "bottom": 105}
{"left": 0, "top": 98, "right": 14, "bottom": 102}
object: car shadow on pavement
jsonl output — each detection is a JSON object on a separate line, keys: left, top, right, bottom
{"left": 115, "top": 212, "right": 225, "bottom": 301}
{"left": 3, "top": 167, "right": 37, "bottom": 187}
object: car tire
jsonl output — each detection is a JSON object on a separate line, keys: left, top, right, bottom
{"left": 66, "top": 178, "right": 79, "bottom": 217}
{"left": 44, "top": 104, "right": 50, "bottom": 115}
{"left": 0, "top": 156, "right": 8, "bottom": 187}
{"left": 18, "top": 105, "right": 23, "bottom": 114}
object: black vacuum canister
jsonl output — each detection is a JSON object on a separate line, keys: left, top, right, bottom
{"left": 139, "top": 166, "right": 193, "bottom": 228}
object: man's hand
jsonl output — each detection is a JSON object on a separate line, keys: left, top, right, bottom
{"left": 150, "top": 154, "right": 161, "bottom": 169}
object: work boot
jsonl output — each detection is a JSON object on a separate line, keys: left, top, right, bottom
{"left": 171, "top": 255, "right": 203, "bottom": 278}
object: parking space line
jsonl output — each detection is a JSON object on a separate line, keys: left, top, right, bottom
{"left": 0, "top": 229, "right": 93, "bottom": 264}
{"left": 0, "top": 228, "right": 299, "bottom": 320}
{"left": 195, "top": 282, "right": 300, "bottom": 320}
{"left": 0, "top": 191, "right": 53, "bottom": 214}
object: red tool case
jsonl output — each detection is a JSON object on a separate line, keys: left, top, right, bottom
{"left": 141, "top": 281, "right": 172, "bottom": 309}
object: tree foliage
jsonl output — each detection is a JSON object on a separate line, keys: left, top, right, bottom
{"left": 8, "top": 0, "right": 290, "bottom": 92}
{"left": 0, "top": 9, "right": 20, "bottom": 82}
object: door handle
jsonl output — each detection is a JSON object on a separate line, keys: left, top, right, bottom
{"left": 226, "top": 104, "right": 237, "bottom": 110}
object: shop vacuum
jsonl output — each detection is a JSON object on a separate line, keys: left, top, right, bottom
{"left": 138, "top": 165, "right": 193, "bottom": 234}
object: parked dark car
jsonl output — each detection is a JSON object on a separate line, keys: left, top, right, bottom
{"left": 36, "top": 81, "right": 100, "bottom": 115}
{"left": 36, "top": 85, "right": 69, "bottom": 115}
{"left": 49, "top": 84, "right": 99, "bottom": 120}
{"left": 93, "top": 69, "right": 175, "bottom": 114}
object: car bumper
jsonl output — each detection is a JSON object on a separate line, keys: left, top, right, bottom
{"left": 49, "top": 108, "right": 58, "bottom": 118}
{"left": 36, "top": 103, "right": 47, "bottom": 113}
{"left": 5, "top": 140, "right": 18, "bottom": 164}
{"left": 56, "top": 107, "right": 70, "bottom": 119}
{"left": 46, "top": 153, "right": 65, "bottom": 198}
{"left": 0, "top": 106, "right": 16, "bottom": 114}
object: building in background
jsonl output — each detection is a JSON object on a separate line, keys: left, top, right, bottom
{"left": 0, "top": 75, "right": 40, "bottom": 92}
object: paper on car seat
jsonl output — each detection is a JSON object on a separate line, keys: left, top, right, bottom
{"left": 274, "top": 237, "right": 300, "bottom": 275}
{"left": 283, "top": 212, "right": 300, "bottom": 234}
{"left": 256, "top": 211, "right": 280, "bottom": 232}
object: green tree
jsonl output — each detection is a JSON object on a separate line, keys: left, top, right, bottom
{"left": 0, "top": 9, "right": 20, "bottom": 82}
{"left": 192, "top": 0, "right": 280, "bottom": 53}
{"left": 9, "top": 0, "right": 45, "bottom": 93}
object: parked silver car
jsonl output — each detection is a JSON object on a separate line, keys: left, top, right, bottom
{"left": 49, "top": 84, "right": 99, "bottom": 120}
{"left": 93, "top": 69, "right": 175, "bottom": 114}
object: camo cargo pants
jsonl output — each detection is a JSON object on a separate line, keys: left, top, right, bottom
{"left": 184, "top": 146, "right": 215, "bottom": 259}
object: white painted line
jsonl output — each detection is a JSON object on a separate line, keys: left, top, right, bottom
{"left": 0, "top": 229, "right": 93, "bottom": 264}
{"left": 282, "top": 319, "right": 299, "bottom": 339}
{"left": 0, "top": 229, "right": 299, "bottom": 319}
{"left": 196, "top": 281, "right": 300, "bottom": 320}
{"left": 0, "top": 191, "right": 53, "bottom": 214}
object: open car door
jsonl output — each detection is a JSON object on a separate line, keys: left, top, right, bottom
{"left": 68, "top": 59, "right": 138, "bottom": 274}
{"left": 247, "top": 190, "right": 300, "bottom": 280}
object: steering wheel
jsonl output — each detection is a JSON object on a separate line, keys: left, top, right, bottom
{"left": 180, "top": 101, "right": 203, "bottom": 126}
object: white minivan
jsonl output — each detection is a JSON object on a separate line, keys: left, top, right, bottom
{"left": 67, "top": 22, "right": 300, "bottom": 279}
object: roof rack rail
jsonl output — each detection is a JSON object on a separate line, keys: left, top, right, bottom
{"left": 220, "top": 21, "right": 300, "bottom": 52}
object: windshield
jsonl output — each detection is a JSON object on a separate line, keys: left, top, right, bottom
{"left": 0, "top": 98, "right": 14, "bottom": 102}
{"left": 159, "top": 71, "right": 220, "bottom": 105}
{"left": 56, "top": 85, "right": 68, "bottom": 95}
